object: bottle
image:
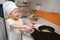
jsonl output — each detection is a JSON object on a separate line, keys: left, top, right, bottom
{"left": 24, "top": 31, "right": 30, "bottom": 36}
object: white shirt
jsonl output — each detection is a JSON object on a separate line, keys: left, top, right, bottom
{"left": 6, "top": 18, "right": 34, "bottom": 40}
{"left": 6, "top": 18, "right": 23, "bottom": 40}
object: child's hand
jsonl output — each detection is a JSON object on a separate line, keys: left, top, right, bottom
{"left": 20, "top": 29, "right": 26, "bottom": 33}
{"left": 30, "top": 28, "right": 35, "bottom": 33}
{"left": 22, "top": 25, "right": 33, "bottom": 33}
{"left": 25, "top": 25, "right": 32, "bottom": 32}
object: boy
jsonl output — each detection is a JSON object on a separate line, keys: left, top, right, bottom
{"left": 28, "top": 14, "right": 41, "bottom": 29}
{"left": 3, "top": 1, "right": 32, "bottom": 40}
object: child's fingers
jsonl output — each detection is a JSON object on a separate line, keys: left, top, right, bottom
{"left": 20, "top": 29, "right": 26, "bottom": 32}
{"left": 30, "top": 29, "right": 35, "bottom": 33}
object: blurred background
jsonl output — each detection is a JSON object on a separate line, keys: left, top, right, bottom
{"left": 0, "top": 0, "right": 60, "bottom": 40}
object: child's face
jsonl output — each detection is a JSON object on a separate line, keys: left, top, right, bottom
{"left": 10, "top": 8, "right": 20, "bottom": 20}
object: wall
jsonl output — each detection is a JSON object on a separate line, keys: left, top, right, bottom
{"left": 33, "top": 10, "right": 60, "bottom": 26}
{"left": 29, "top": 0, "right": 60, "bottom": 13}
{"left": 40, "top": 0, "right": 60, "bottom": 13}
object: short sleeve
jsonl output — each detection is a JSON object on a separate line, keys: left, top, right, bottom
{"left": 6, "top": 19, "right": 13, "bottom": 26}
{"left": 6, "top": 19, "right": 14, "bottom": 29}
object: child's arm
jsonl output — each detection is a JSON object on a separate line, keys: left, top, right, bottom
{"left": 6, "top": 20, "right": 32, "bottom": 32}
{"left": 10, "top": 24, "right": 32, "bottom": 31}
{"left": 10, "top": 24, "right": 28, "bottom": 29}
{"left": 8, "top": 24, "right": 32, "bottom": 33}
